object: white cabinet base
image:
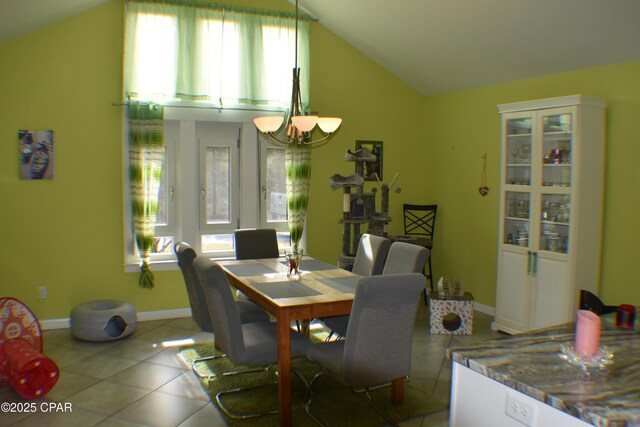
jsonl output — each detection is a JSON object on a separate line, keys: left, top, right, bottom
{"left": 450, "top": 363, "right": 590, "bottom": 427}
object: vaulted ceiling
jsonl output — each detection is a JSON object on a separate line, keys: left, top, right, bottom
{"left": 3, "top": 0, "right": 640, "bottom": 95}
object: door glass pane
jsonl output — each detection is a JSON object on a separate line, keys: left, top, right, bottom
{"left": 505, "top": 117, "right": 532, "bottom": 186}
{"left": 504, "top": 191, "right": 530, "bottom": 247}
{"left": 540, "top": 194, "right": 570, "bottom": 254}
{"left": 266, "top": 147, "right": 288, "bottom": 222}
{"left": 205, "top": 146, "right": 230, "bottom": 224}
{"left": 156, "top": 146, "right": 168, "bottom": 226}
{"left": 542, "top": 113, "right": 572, "bottom": 188}
{"left": 201, "top": 233, "right": 234, "bottom": 252}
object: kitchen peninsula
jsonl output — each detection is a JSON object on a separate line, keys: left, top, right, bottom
{"left": 448, "top": 315, "right": 640, "bottom": 427}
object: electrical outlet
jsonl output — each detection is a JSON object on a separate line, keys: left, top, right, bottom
{"left": 506, "top": 394, "right": 536, "bottom": 426}
{"left": 38, "top": 286, "right": 48, "bottom": 299}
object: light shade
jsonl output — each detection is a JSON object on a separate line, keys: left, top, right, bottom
{"left": 317, "top": 117, "right": 342, "bottom": 134}
{"left": 291, "top": 115, "right": 318, "bottom": 132}
{"left": 254, "top": 116, "right": 284, "bottom": 133}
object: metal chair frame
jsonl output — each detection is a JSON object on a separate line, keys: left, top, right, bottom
{"left": 402, "top": 204, "right": 438, "bottom": 301}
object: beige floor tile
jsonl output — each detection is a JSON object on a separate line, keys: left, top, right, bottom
{"left": 94, "top": 417, "right": 154, "bottom": 427}
{"left": 106, "top": 361, "right": 185, "bottom": 390}
{"left": 43, "top": 345, "right": 95, "bottom": 368}
{"left": 65, "top": 380, "right": 150, "bottom": 415}
{"left": 111, "top": 391, "right": 208, "bottom": 427}
{"left": 100, "top": 336, "right": 165, "bottom": 361}
{"left": 134, "top": 326, "right": 197, "bottom": 345}
{"left": 144, "top": 347, "right": 191, "bottom": 370}
{"left": 64, "top": 352, "right": 139, "bottom": 380}
{"left": 178, "top": 402, "right": 228, "bottom": 427}
{"left": 156, "top": 371, "right": 210, "bottom": 401}
{"left": 9, "top": 406, "right": 107, "bottom": 427}
{"left": 44, "top": 370, "right": 102, "bottom": 401}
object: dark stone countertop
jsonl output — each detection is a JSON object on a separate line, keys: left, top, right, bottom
{"left": 448, "top": 314, "right": 640, "bottom": 427}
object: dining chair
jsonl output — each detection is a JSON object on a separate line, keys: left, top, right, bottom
{"left": 193, "top": 255, "right": 310, "bottom": 419}
{"left": 402, "top": 204, "right": 437, "bottom": 294}
{"left": 320, "top": 234, "right": 392, "bottom": 339}
{"left": 382, "top": 241, "right": 430, "bottom": 304}
{"left": 234, "top": 228, "right": 280, "bottom": 260}
{"left": 305, "top": 273, "right": 425, "bottom": 426}
{"left": 351, "top": 233, "right": 392, "bottom": 276}
{"left": 174, "top": 242, "right": 270, "bottom": 378}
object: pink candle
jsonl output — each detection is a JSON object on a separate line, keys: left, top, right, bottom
{"left": 575, "top": 310, "right": 601, "bottom": 357}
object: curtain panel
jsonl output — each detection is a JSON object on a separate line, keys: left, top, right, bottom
{"left": 124, "top": 1, "right": 310, "bottom": 109}
{"left": 129, "top": 102, "right": 165, "bottom": 289}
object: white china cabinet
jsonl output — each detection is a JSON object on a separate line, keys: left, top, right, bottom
{"left": 492, "top": 95, "right": 606, "bottom": 334}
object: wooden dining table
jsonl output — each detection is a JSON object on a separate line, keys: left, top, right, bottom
{"left": 216, "top": 256, "right": 362, "bottom": 426}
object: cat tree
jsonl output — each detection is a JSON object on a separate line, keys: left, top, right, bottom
{"left": 330, "top": 149, "right": 400, "bottom": 269}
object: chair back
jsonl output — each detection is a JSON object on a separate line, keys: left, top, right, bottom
{"left": 174, "top": 242, "right": 212, "bottom": 332}
{"left": 351, "top": 234, "right": 391, "bottom": 276}
{"left": 343, "top": 273, "right": 424, "bottom": 387}
{"left": 382, "top": 242, "right": 430, "bottom": 275}
{"left": 234, "top": 228, "right": 280, "bottom": 260}
{"left": 193, "top": 256, "right": 245, "bottom": 359}
{"left": 403, "top": 204, "right": 437, "bottom": 240}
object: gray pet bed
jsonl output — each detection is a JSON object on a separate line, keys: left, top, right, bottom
{"left": 70, "top": 300, "right": 137, "bottom": 342}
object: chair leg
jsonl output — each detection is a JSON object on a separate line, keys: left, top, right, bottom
{"left": 217, "top": 367, "right": 310, "bottom": 419}
{"left": 364, "top": 389, "right": 400, "bottom": 427}
{"left": 192, "top": 354, "right": 271, "bottom": 379}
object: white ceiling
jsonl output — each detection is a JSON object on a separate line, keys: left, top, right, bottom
{"left": 2, "top": 0, "right": 640, "bottom": 95}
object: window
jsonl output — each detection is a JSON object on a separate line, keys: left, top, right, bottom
{"left": 123, "top": 3, "right": 308, "bottom": 268}
{"left": 123, "top": 109, "right": 291, "bottom": 268}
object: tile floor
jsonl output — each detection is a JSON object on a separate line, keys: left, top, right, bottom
{"left": 0, "top": 303, "right": 501, "bottom": 426}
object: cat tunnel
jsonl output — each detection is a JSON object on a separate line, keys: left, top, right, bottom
{"left": 0, "top": 297, "right": 59, "bottom": 399}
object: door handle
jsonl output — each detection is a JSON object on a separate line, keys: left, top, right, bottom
{"left": 526, "top": 251, "right": 532, "bottom": 275}
{"left": 532, "top": 252, "right": 538, "bottom": 277}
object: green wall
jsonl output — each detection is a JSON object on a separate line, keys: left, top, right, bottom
{"left": 0, "top": 0, "right": 427, "bottom": 320}
{"left": 426, "top": 60, "right": 640, "bottom": 307}
{"left": 1, "top": 0, "right": 637, "bottom": 322}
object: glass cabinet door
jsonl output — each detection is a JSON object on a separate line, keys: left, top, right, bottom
{"left": 539, "top": 193, "right": 570, "bottom": 254}
{"left": 505, "top": 117, "right": 532, "bottom": 186}
{"left": 541, "top": 112, "right": 572, "bottom": 188}
{"left": 504, "top": 191, "right": 530, "bottom": 247}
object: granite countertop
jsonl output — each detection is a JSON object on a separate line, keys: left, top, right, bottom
{"left": 448, "top": 314, "right": 640, "bottom": 427}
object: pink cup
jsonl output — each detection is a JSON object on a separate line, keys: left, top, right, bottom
{"left": 575, "top": 310, "right": 601, "bottom": 357}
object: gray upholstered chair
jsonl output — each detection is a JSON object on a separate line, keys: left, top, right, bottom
{"left": 193, "top": 255, "right": 310, "bottom": 419}
{"left": 305, "top": 273, "right": 424, "bottom": 426}
{"left": 351, "top": 233, "right": 392, "bottom": 276}
{"left": 382, "top": 241, "right": 430, "bottom": 275}
{"left": 175, "top": 242, "right": 271, "bottom": 380}
{"left": 234, "top": 228, "right": 280, "bottom": 260}
{"left": 321, "top": 234, "right": 391, "bottom": 339}
{"left": 174, "top": 242, "right": 269, "bottom": 326}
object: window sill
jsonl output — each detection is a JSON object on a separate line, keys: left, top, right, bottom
{"left": 124, "top": 255, "right": 237, "bottom": 273}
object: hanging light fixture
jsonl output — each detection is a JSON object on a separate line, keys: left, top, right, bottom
{"left": 253, "top": 0, "right": 342, "bottom": 146}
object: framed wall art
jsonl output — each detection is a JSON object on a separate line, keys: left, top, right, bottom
{"left": 355, "top": 140, "right": 383, "bottom": 181}
{"left": 20, "top": 130, "right": 54, "bottom": 180}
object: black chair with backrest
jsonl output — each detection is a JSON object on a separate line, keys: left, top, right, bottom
{"left": 174, "top": 242, "right": 270, "bottom": 378}
{"left": 305, "top": 273, "right": 425, "bottom": 426}
{"left": 234, "top": 228, "right": 280, "bottom": 260}
{"left": 193, "top": 256, "right": 310, "bottom": 419}
{"left": 320, "top": 234, "right": 391, "bottom": 339}
{"left": 403, "top": 204, "right": 437, "bottom": 294}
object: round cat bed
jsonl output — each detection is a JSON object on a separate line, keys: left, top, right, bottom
{"left": 70, "top": 300, "right": 137, "bottom": 342}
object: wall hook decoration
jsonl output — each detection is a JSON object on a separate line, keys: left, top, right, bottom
{"left": 479, "top": 153, "right": 490, "bottom": 196}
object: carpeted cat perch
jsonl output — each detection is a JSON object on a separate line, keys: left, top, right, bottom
{"left": 0, "top": 297, "right": 59, "bottom": 399}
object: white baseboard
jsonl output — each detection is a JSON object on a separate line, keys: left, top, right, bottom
{"left": 40, "top": 307, "right": 192, "bottom": 330}
{"left": 473, "top": 301, "right": 495, "bottom": 316}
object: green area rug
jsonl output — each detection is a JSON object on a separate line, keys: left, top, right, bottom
{"left": 180, "top": 343, "right": 448, "bottom": 426}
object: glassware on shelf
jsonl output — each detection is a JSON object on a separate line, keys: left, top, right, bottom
{"left": 520, "top": 145, "right": 531, "bottom": 164}
{"left": 510, "top": 147, "right": 520, "bottom": 163}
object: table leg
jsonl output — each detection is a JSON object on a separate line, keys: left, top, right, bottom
{"left": 391, "top": 377, "right": 405, "bottom": 405}
{"left": 277, "top": 309, "right": 292, "bottom": 427}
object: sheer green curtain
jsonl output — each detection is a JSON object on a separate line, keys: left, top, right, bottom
{"left": 129, "top": 102, "right": 165, "bottom": 289}
{"left": 124, "top": 1, "right": 309, "bottom": 108}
